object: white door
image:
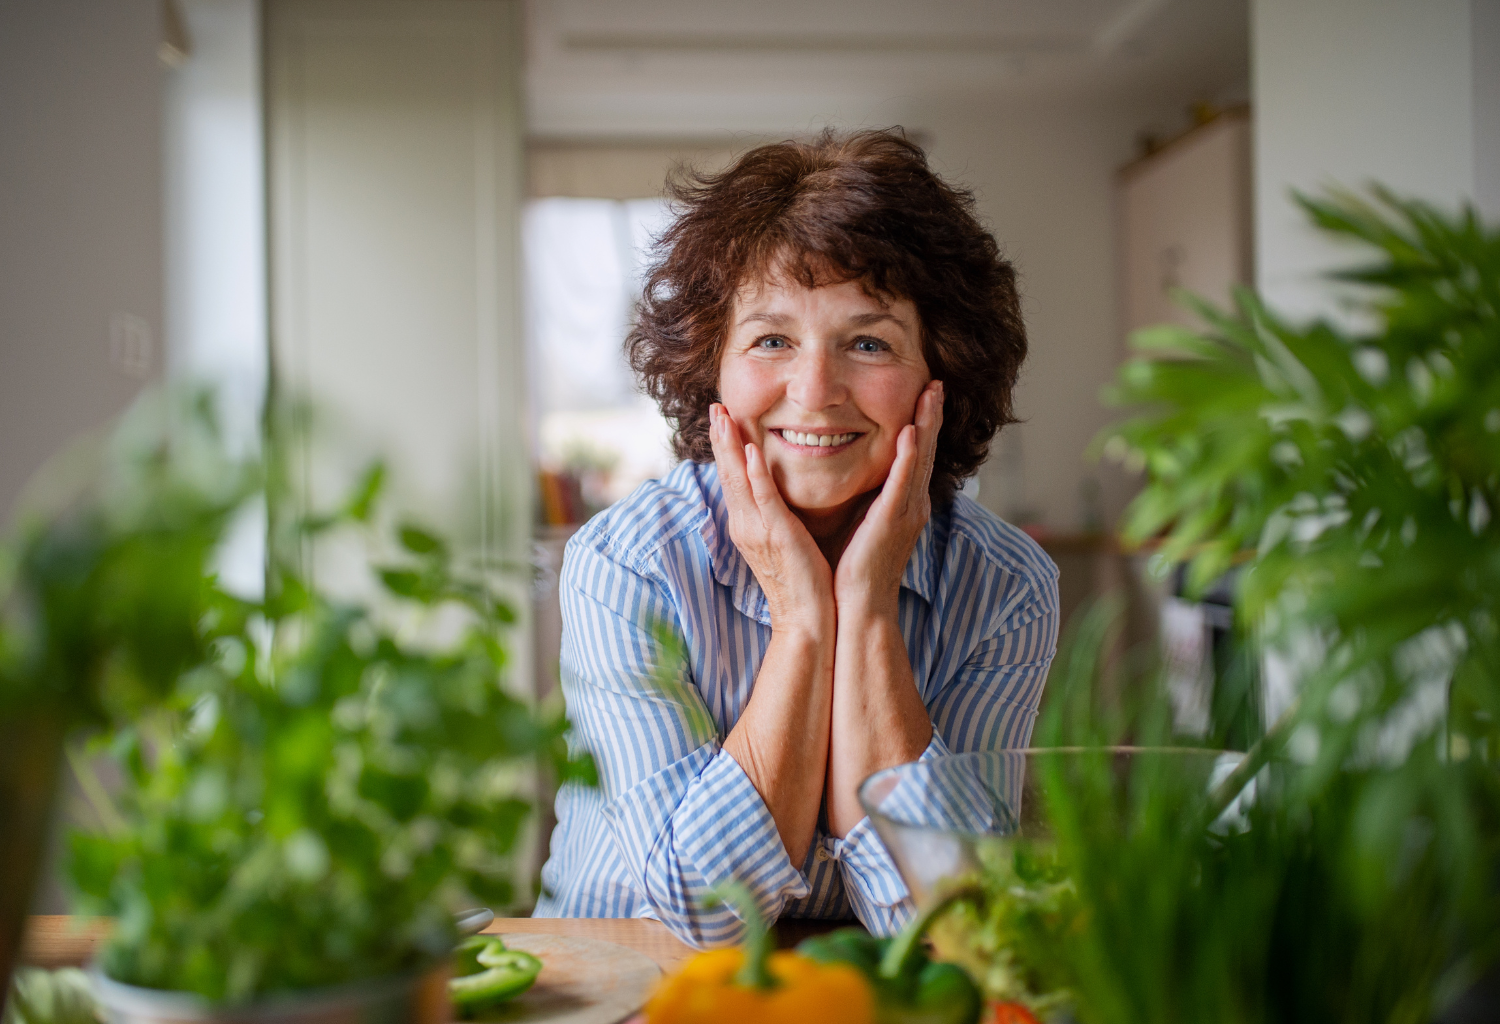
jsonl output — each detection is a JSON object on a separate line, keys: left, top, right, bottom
{"left": 266, "top": 0, "right": 530, "bottom": 682}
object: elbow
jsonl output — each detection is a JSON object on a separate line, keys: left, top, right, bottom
{"left": 652, "top": 899, "right": 752, "bottom": 951}
{"left": 637, "top": 849, "right": 774, "bottom": 951}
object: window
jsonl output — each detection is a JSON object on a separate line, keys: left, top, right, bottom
{"left": 524, "top": 197, "right": 675, "bottom": 522}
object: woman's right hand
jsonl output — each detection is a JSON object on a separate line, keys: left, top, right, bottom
{"left": 712, "top": 404, "right": 835, "bottom": 870}
{"left": 709, "top": 404, "right": 834, "bottom": 633}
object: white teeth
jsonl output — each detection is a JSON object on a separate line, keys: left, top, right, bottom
{"left": 781, "top": 430, "right": 854, "bottom": 447}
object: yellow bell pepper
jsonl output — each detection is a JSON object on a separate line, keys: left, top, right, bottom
{"left": 644, "top": 886, "right": 875, "bottom": 1024}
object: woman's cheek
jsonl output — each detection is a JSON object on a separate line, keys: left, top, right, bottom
{"left": 865, "top": 364, "right": 928, "bottom": 423}
{"left": 869, "top": 438, "right": 901, "bottom": 488}
{"left": 716, "top": 363, "right": 779, "bottom": 445}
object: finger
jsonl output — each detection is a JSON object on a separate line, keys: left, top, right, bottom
{"left": 899, "top": 423, "right": 923, "bottom": 514}
{"left": 918, "top": 382, "right": 943, "bottom": 495}
{"left": 710, "top": 405, "right": 761, "bottom": 528}
{"left": 875, "top": 424, "right": 920, "bottom": 518}
{"left": 920, "top": 380, "right": 944, "bottom": 434}
{"left": 744, "top": 443, "right": 811, "bottom": 552}
{"left": 742, "top": 442, "right": 790, "bottom": 519}
{"left": 708, "top": 405, "right": 742, "bottom": 480}
{"left": 715, "top": 403, "right": 743, "bottom": 445}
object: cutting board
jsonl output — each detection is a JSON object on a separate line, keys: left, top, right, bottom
{"left": 463, "top": 932, "right": 662, "bottom": 1024}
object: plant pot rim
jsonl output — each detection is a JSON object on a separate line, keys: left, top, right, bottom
{"left": 88, "top": 959, "right": 448, "bottom": 1023}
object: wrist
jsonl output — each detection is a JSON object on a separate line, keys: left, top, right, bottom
{"left": 833, "top": 591, "right": 900, "bottom": 629}
{"left": 767, "top": 589, "right": 837, "bottom": 640}
{"left": 771, "top": 613, "right": 837, "bottom": 648}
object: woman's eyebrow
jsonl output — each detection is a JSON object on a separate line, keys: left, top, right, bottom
{"left": 737, "top": 311, "right": 793, "bottom": 328}
{"left": 735, "top": 309, "right": 908, "bottom": 329}
{"left": 848, "top": 311, "right": 909, "bottom": 330}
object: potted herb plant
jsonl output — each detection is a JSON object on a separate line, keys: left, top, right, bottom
{"left": 917, "top": 190, "right": 1500, "bottom": 1023}
{"left": 0, "top": 395, "right": 255, "bottom": 996}
{"left": 1, "top": 392, "right": 591, "bottom": 1020}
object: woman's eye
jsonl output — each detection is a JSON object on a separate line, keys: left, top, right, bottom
{"left": 854, "top": 337, "right": 886, "bottom": 354}
{"left": 756, "top": 336, "right": 788, "bottom": 350}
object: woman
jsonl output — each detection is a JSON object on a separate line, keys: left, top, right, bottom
{"left": 533, "top": 129, "right": 1059, "bottom": 947}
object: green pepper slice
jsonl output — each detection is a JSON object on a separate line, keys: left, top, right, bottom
{"left": 449, "top": 936, "right": 542, "bottom": 1014}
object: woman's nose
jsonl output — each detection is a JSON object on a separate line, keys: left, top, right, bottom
{"left": 786, "top": 350, "right": 847, "bottom": 410}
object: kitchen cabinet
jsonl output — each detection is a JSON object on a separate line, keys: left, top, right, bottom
{"left": 1114, "top": 109, "right": 1258, "bottom": 741}
{"left": 1119, "top": 108, "right": 1253, "bottom": 334}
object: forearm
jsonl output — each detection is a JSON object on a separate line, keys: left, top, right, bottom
{"left": 722, "top": 622, "right": 835, "bottom": 868}
{"left": 826, "top": 606, "right": 932, "bottom": 837}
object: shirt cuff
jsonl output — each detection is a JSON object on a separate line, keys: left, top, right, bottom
{"left": 873, "top": 731, "right": 1006, "bottom": 836}
{"left": 674, "top": 744, "right": 812, "bottom": 916}
{"left": 599, "top": 740, "right": 810, "bottom": 934}
{"left": 828, "top": 733, "right": 956, "bottom": 931}
{"left": 919, "top": 728, "right": 954, "bottom": 761}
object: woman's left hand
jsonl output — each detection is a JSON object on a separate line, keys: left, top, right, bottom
{"left": 834, "top": 380, "right": 943, "bottom": 617}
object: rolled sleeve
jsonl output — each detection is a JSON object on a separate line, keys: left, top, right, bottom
{"left": 601, "top": 740, "right": 809, "bottom": 948}
{"left": 556, "top": 533, "right": 809, "bottom": 949}
{"left": 829, "top": 733, "right": 958, "bottom": 935}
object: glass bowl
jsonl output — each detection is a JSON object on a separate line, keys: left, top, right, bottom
{"left": 857, "top": 747, "right": 1244, "bottom": 908}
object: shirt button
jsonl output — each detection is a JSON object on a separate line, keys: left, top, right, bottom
{"left": 815, "top": 845, "right": 830, "bottom": 862}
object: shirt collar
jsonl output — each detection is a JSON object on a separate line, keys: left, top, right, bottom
{"left": 695, "top": 462, "right": 941, "bottom": 626}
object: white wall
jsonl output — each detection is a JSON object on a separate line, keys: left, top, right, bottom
{"left": 921, "top": 100, "right": 1182, "bottom": 531}
{"left": 1253, "top": 0, "right": 1480, "bottom": 320}
{"left": 1475, "top": 0, "right": 1500, "bottom": 221}
{"left": 163, "top": 0, "right": 269, "bottom": 457}
{"left": 1, "top": 1, "right": 173, "bottom": 915}
{"left": 266, "top": 0, "right": 533, "bottom": 694}
{"left": 0, "top": 0, "right": 165, "bottom": 526}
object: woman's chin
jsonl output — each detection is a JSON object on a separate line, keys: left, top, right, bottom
{"left": 780, "top": 481, "right": 882, "bottom": 521}
{"left": 766, "top": 456, "right": 890, "bottom": 518}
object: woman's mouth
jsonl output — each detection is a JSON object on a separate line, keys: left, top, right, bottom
{"left": 774, "top": 429, "right": 860, "bottom": 451}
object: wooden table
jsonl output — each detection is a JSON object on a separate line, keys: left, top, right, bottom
{"left": 19, "top": 916, "right": 695, "bottom": 975}
{"left": 20, "top": 914, "right": 851, "bottom": 975}
{"left": 476, "top": 918, "right": 694, "bottom": 973}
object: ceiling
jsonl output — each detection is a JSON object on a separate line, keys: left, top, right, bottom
{"left": 525, "top": 0, "right": 1250, "bottom": 138}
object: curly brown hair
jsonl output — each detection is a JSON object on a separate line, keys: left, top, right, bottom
{"left": 626, "top": 127, "right": 1026, "bottom": 504}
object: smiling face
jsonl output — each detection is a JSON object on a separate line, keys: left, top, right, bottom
{"left": 718, "top": 273, "right": 931, "bottom": 530}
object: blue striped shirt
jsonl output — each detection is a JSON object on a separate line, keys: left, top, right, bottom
{"left": 533, "top": 460, "right": 1059, "bottom": 947}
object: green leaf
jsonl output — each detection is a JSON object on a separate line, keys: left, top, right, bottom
{"left": 345, "top": 462, "right": 386, "bottom": 522}
{"left": 397, "top": 525, "right": 446, "bottom": 558}
{"left": 358, "top": 767, "right": 430, "bottom": 821}
{"left": 378, "top": 568, "right": 428, "bottom": 599}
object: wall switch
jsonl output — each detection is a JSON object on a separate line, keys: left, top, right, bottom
{"left": 109, "top": 312, "right": 153, "bottom": 377}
